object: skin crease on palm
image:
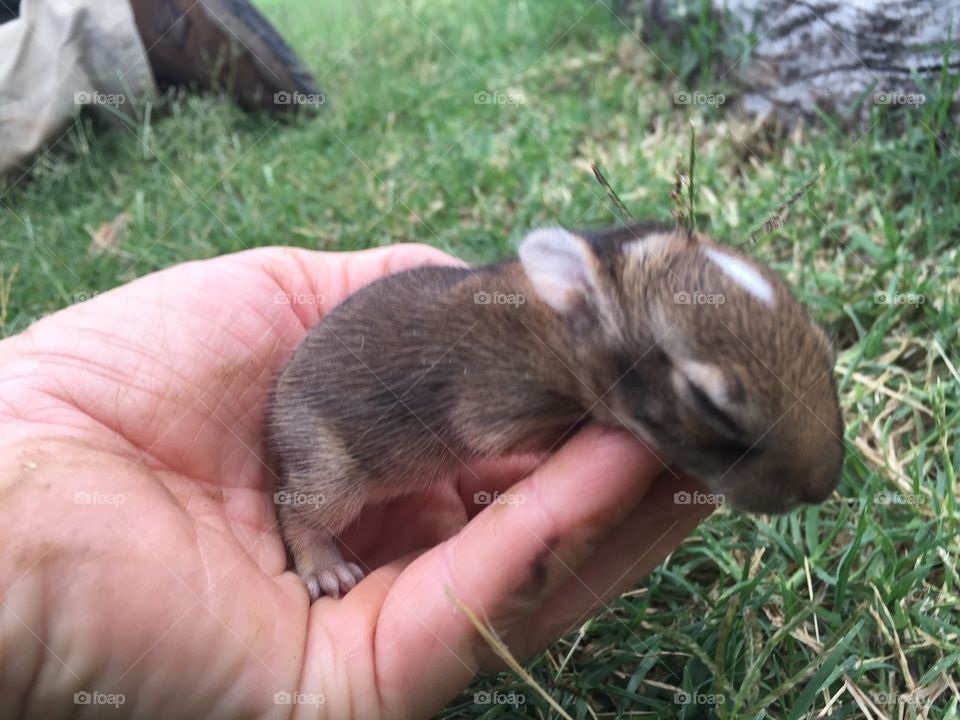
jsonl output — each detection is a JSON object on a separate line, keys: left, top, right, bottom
{"left": 0, "top": 243, "right": 713, "bottom": 720}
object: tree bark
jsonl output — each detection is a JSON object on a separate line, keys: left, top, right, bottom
{"left": 630, "top": 0, "right": 960, "bottom": 125}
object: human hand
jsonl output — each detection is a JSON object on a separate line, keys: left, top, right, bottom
{"left": 0, "top": 243, "right": 712, "bottom": 719}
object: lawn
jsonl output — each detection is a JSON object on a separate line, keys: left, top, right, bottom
{"left": 1, "top": 0, "right": 958, "bottom": 717}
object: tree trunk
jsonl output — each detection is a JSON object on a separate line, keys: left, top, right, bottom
{"left": 630, "top": 0, "right": 960, "bottom": 125}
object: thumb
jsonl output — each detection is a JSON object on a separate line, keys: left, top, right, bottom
{"left": 367, "top": 425, "right": 663, "bottom": 717}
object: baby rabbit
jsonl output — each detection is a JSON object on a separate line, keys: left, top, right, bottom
{"left": 267, "top": 222, "right": 844, "bottom": 600}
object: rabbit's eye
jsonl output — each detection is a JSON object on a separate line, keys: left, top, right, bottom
{"left": 705, "top": 435, "right": 762, "bottom": 461}
{"left": 687, "top": 380, "right": 741, "bottom": 438}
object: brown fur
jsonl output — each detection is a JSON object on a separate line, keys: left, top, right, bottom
{"left": 266, "top": 222, "right": 844, "bottom": 599}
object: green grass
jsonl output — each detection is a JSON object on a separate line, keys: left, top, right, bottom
{"left": 2, "top": 0, "right": 959, "bottom": 716}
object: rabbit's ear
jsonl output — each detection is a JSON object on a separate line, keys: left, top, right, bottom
{"left": 519, "top": 227, "right": 601, "bottom": 314}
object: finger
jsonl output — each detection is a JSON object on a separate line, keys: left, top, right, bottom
{"left": 3, "top": 244, "right": 462, "bottom": 475}
{"left": 335, "top": 243, "right": 467, "bottom": 299}
{"left": 455, "top": 454, "right": 545, "bottom": 516}
{"left": 244, "top": 242, "right": 464, "bottom": 328}
{"left": 334, "top": 453, "right": 556, "bottom": 569}
{"left": 490, "top": 473, "right": 714, "bottom": 667}
{"left": 336, "top": 455, "right": 545, "bottom": 570}
{"left": 367, "top": 426, "right": 664, "bottom": 717}
{"left": 336, "top": 482, "right": 470, "bottom": 566}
